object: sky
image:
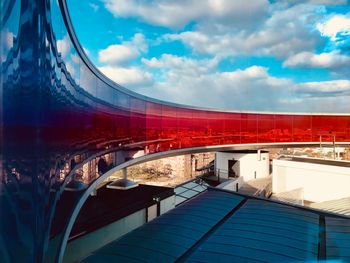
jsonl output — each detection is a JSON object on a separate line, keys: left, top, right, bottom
{"left": 67, "top": 0, "right": 350, "bottom": 113}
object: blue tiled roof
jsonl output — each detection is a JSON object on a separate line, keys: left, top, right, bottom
{"left": 187, "top": 200, "right": 319, "bottom": 262}
{"left": 326, "top": 217, "right": 350, "bottom": 261}
{"left": 82, "top": 188, "right": 350, "bottom": 262}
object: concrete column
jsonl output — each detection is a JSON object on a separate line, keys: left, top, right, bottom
{"left": 122, "top": 167, "right": 127, "bottom": 180}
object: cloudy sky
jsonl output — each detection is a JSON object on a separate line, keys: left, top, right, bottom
{"left": 67, "top": 0, "right": 350, "bottom": 112}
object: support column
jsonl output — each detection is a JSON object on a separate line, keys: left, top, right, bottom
{"left": 122, "top": 167, "right": 127, "bottom": 180}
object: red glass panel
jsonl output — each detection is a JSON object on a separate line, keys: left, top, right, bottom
{"left": 146, "top": 102, "right": 162, "bottom": 141}
{"left": 293, "top": 115, "right": 312, "bottom": 142}
{"left": 241, "top": 113, "right": 258, "bottom": 143}
{"left": 258, "top": 114, "right": 275, "bottom": 143}
{"left": 275, "top": 115, "right": 293, "bottom": 142}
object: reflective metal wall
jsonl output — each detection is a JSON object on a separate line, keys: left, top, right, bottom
{"left": 1, "top": 0, "right": 350, "bottom": 262}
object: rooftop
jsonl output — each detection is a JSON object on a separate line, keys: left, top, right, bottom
{"left": 278, "top": 155, "right": 350, "bottom": 168}
{"left": 82, "top": 188, "right": 350, "bottom": 262}
{"left": 310, "top": 197, "right": 350, "bottom": 217}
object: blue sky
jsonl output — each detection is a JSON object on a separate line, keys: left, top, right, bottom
{"left": 66, "top": 0, "right": 350, "bottom": 112}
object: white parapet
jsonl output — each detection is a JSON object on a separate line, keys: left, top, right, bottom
{"left": 273, "top": 157, "right": 350, "bottom": 203}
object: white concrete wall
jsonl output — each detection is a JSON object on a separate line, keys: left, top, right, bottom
{"left": 64, "top": 210, "right": 145, "bottom": 263}
{"left": 215, "top": 152, "right": 269, "bottom": 181}
{"left": 273, "top": 158, "right": 350, "bottom": 203}
{"left": 63, "top": 194, "right": 175, "bottom": 262}
{"left": 147, "top": 204, "right": 157, "bottom": 222}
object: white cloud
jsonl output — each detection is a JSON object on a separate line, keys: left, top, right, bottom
{"left": 317, "top": 14, "right": 350, "bottom": 41}
{"left": 98, "top": 33, "right": 148, "bottom": 65}
{"left": 98, "top": 65, "right": 153, "bottom": 87}
{"left": 56, "top": 34, "right": 81, "bottom": 77}
{"left": 141, "top": 55, "right": 292, "bottom": 110}
{"left": 57, "top": 34, "right": 71, "bottom": 57}
{"left": 65, "top": 61, "right": 76, "bottom": 77}
{"left": 102, "top": 0, "right": 269, "bottom": 29}
{"left": 284, "top": 51, "right": 350, "bottom": 69}
{"left": 280, "top": 0, "right": 348, "bottom": 5}
{"left": 163, "top": 4, "right": 321, "bottom": 59}
{"left": 278, "top": 94, "right": 350, "bottom": 113}
{"left": 98, "top": 44, "right": 138, "bottom": 65}
{"left": 1, "top": 29, "right": 14, "bottom": 62}
{"left": 65, "top": 54, "right": 81, "bottom": 78}
{"left": 296, "top": 80, "right": 350, "bottom": 95}
{"left": 71, "top": 54, "right": 80, "bottom": 64}
{"left": 141, "top": 57, "right": 163, "bottom": 68}
{"left": 138, "top": 54, "right": 350, "bottom": 112}
{"left": 131, "top": 33, "right": 148, "bottom": 53}
{"left": 95, "top": 1, "right": 350, "bottom": 113}
{"left": 89, "top": 3, "right": 99, "bottom": 12}
{"left": 307, "top": 0, "right": 348, "bottom": 5}
{"left": 4, "top": 30, "right": 14, "bottom": 49}
{"left": 142, "top": 54, "right": 218, "bottom": 73}
{"left": 96, "top": 34, "right": 152, "bottom": 89}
